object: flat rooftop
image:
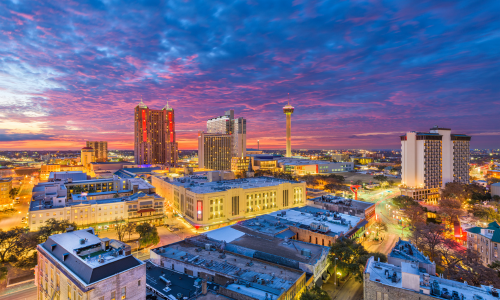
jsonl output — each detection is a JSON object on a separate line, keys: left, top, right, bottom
{"left": 389, "top": 239, "right": 433, "bottom": 265}
{"left": 166, "top": 176, "right": 300, "bottom": 194}
{"left": 273, "top": 158, "right": 352, "bottom": 166}
{"left": 146, "top": 261, "right": 218, "bottom": 299}
{"left": 40, "top": 228, "right": 142, "bottom": 285}
{"left": 365, "top": 257, "right": 498, "bottom": 300}
{"left": 152, "top": 241, "right": 303, "bottom": 298}
{"left": 309, "top": 195, "right": 375, "bottom": 210}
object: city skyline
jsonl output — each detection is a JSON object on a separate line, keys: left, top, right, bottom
{"left": 1, "top": 0, "right": 500, "bottom": 151}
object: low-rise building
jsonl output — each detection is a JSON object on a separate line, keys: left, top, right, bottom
{"left": 492, "top": 182, "right": 500, "bottom": 198}
{"left": 364, "top": 251, "right": 498, "bottom": 300}
{"left": 466, "top": 221, "right": 500, "bottom": 266}
{"left": 230, "top": 156, "right": 250, "bottom": 173}
{"left": 388, "top": 239, "right": 436, "bottom": 275}
{"left": 36, "top": 227, "right": 145, "bottom": 300}
{"left": 152, "top": 175, "right": 306, "bottom": 229}
{"left": 0, "top": 177, "right": 13, "bottom": 206}
{"left": 350, "top": 157, "right": 374, "bottom": 165}
{"left": 307, "top": 195, "right": 376, "bottom": 221}
{"left": 150, "top": 239, "right": 308, "bottom": 300}
{"left": 49, "top": 171, "right": 88, "bottom": 182}
{"left": 29, "top": 189, "right": 164, "bottom": 231}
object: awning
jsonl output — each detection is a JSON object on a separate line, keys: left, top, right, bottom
{"left": 275, "top": 229, "right": 296, "bottom": 239}
{"left": 137, "top": 208, "right": 156, "bottom": 214}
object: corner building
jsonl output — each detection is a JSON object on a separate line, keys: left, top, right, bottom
{"left": 400, "top": 126, "right": 470, "bottom": 202}
{"left": 134, "top": 100, "right": 178, "bottom": 166}
{"left": 152, "top": 175, "right": 306, "bottom": 229}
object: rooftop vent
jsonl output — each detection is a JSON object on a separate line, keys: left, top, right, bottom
{"left": 63, "top": 253, "right": 69, "bottom": 261}
{"left": 51, "top": 244, "right": 57, "bottom": 251}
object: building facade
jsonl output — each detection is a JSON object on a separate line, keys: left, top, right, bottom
{"left": 197, "top": 132, "right": 232, "bottom": 170}
{"left": 86, "top": 141, "right": 108, "bottom": 162}
{"left": 207, "top": 109, "right": 246, "bottom": 158}
{"left": 152, "top": 175, "right": 306, "bottom": 229}
{"left": 81, "top": 147, "right": 95, "bottom": 170}
{"left": 400, "top": 126, "right": 471, "bottom": 202}
{"left": 0, "top": 177, "right": 13, "bottom": 206}
{"left": 466, "top": 221, "right": 500, "bottom": 266}
{"left": 36, "top": 228, "right": 146, "bottom": 300}
{"left": 134, "top": 100, "right": 178, "bottom": 166}
{"left": 230, "top": 156, "right": 250, "bottom": 173}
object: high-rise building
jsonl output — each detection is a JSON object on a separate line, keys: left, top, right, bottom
{"left": 207, "top": 109, "right": 246, "bottom": 158}
{"left": 198, "top": 132, "right": 232, "bottom": 170}
{"left": 134, "top": 99, "right": 178, "bottom": 166}
{"left": 283, "top": 98, "right": 294, "bottom": 158}
{"left": 36, "top": 227, "right": 146, "bottom": 300}
{"left": 400, "top": 126, "right": 471, "bottom": 202}
{"left": 81, "top": 147, "right": 95, "bottom": 170}
{"left": 85, "top": 141, "right": 108, "bottom": 162}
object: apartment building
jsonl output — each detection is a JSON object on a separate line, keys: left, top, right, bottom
{"left": 152, "top": 175, "right": 306, "bottom": 229}
{"left": 400, "top": 126, "right": 471, "bottom": 202}
{"left": 466, "top": 221, "right": 500, "bottom": 266}
{"left": 86, "top": 141, "right": 108, "bottom": 162}
{"left": 36, "top": 228, "right": 145, "bottom": 300}
{"left": 197, "top": 132, "right": 232, "bottom": 170}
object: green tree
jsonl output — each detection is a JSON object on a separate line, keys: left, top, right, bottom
{"left": 113, "top": 218, "right": 127, "bottom": 241}
{"left": 9, "top": 187, "right": 19, "bottom": 199}
{"left": 329, "top": 238, "right": 382, "bottom": 282}
{"left": 373, "top": 175, "right": 388, "bottom": 182}
{"left": 0, "top": 227, "right": 25, "bottom": 262}
{"left": 488, "top": 260, "right": 500, "bottom": 277}
{"left": 38, "top": 219, "right": 78, "bottom": 243}
{"left": 299, "top": 286, "right": 330, "bottom": 300}
{"left": 136, "top": 223, "right": 160, "bottom": 247}
{"left": 124, "top": 222, "right": 136, "bottom": 241}
{"left": 392, "top": 195, "right": 418, "bottom": 209}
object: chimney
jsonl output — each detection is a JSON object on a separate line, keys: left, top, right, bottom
{"left": 202, "top": 279, "right": 207, "bottom": 295}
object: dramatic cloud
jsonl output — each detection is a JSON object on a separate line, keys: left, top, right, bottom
{"left": 0, "top": 0, "right": 499, "bottom": 150}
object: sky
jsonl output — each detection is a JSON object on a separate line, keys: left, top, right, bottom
{"left": 0, "top": 0, "right": 499, "bottom": 151}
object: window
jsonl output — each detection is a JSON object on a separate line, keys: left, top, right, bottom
{"left": 111, "top": 291, "right": 116, "bottom": 300}
{"left": 121, "top": 287, "right": 126, "bottom": 299}
{"left": 138, "top": 280, "right": 141, "bottom": 286}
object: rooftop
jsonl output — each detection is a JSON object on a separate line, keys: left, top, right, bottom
{"left": 308, "top": 195, "right": 375, "bottom": 211}
{"left": 145, "top": 261, "right": 218, "bottom": 299}
{"left": 165, "top": 176, "right": 301, "bottom": 194}
{"left": 466, "top": 222, "right": 500, "bottom": 243}
{"left": 39, "top": 228, "right": 142, "bottom": 285}
{"left": 388, "top": 239, "right": 433, "bottom": 265}
{"left": 152, "top": 240, "right": 303, "bottom": 298}
{"left": 365, "top": 257, "right": 499, "bottom": 300}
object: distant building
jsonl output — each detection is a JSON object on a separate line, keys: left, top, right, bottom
{"left": 230, "top": 156, "right": 250, "bottom": 173}
{"left": 488, "top": 170, "right": 500, "bottom": 179}
{"left": 400, "top": 126, "right": 471, "bottom": 202}
{"left": 86, "top": 141, "right": 108, "bottom": 162}
{"left": 252, "top": 156, "right": 354, "bottom": 175}
{"left": 350, "top": 157, "right": 374, "bottom": 165}
{"left": 81, "top": 147, "right": 95, "bottom": 170}
{"left": 48, "top": 171, "right": 88, "bottom": 182}
{"left": 134, "top": 99, "right": 178, "bottom": 166}
{"left": 207, "top": 109, "right": 246, "bottom": 158}
{"left": 492, "top": 182, "right": 500, "bottom": 198}
{"left": 198, "top": 132, "right": 232, "bottom": 170}
{"left": 330, "top": 153, "right": 349, "bottom": 162}
{"left": 152, "top": 175, "right": 306, "bottom": 229}
{"left": 36, "top": 227, "right": 145, "bottom": 300}
{"left": 364, "top": 240, "right": 496, "bottom": 300}
{"left": 40, "top": 164, "right": 61, "bottom": 181}
{"left": 0, "top": 177, "right": 13, "bottom": 206}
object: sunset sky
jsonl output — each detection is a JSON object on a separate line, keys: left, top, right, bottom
{"left": 1, "top": 0, "right": 499, "bottom": 150}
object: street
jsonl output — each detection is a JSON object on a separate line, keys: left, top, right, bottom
{"left": 0, "top": 178, "right": 33, "bottom": 231}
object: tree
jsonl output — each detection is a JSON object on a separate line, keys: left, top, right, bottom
{"left": 113, "top": 218, "right": 127, "bottom": 242}
{"left": 403, "top": 205, "right": 426, "bottom": 226}
{"left": 372, "top": 220, "right": 387, "bottom": 238}
{"left": 488, "top": 260, "right": 500, "bottom": 277}
{"left": 392, "top": 195, "right": 418, "bottom": 209}
{"left": 324, "top": 183, "right": 347, "bottom": 194}
{"left": 9, "top": 187, "right": 19, "bottom": 199}
{"left": 38, "top": 219, "right": 78, "bottom": 242}
{"left": 410, "top": 222, "right": 446, "bottom": 263}
{"left": 113, "top": 193, "right": 120, "bottom": 198}
{"left": 136, "top": 223, "right": 160, "bottom": 247}
{"left": 299, "top": 286, "right": 330, "bottom": 300}
{"left": 373, "top": 175, "right": 388, "bottom": 182}
{"left": 73, "top": 185, "right": 84, "bottom": 194}
{"left": 442, "top": 182, "right": 487, "bottom": 204}
{"left": 0, "top": 227, "right": 24, "bottom": 262}
{"left": 438, "top": 198, "right": 465, "bottom": 225}
{"left": 329, "top": 238, "right": 383, "bottom": 282}
{"left": 124, "top": 222, "right": 136, "bottom": 241}
{"left": 471, "top": 206, "right": 498, "bottom": 222}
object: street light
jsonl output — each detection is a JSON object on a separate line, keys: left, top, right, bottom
{"left": 334, "top": 258, "right": 338, "bottom": 286}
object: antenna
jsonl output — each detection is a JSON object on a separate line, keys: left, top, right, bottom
{"left": 288, "top": 93, "right": 290, "bottom": 105}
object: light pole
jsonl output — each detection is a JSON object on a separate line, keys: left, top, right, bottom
{"left": 334, "top": 257, "right": 338, "bottom": 286}
{"left": 135, "top": 240, "right": 140, "bottom": 258}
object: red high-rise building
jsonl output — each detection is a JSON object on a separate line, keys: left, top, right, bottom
{"left": 134, "top": 99, "right": 178, "bottom": 166}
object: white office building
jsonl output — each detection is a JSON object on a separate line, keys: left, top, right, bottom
{"left": 400, "top": 126, "right": 471, "bottom": 202}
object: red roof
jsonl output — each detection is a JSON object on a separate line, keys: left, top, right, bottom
{"left": 137, "top": 208, "right": 155, "bottom": 214}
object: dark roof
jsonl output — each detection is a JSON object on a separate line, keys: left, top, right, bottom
{"left": 41, "top": 237, "right": 142, "bottom": 285}
{"left": 81, "top": 147, "right": 93, "bottom": 150}
{"left": 466, "top": 222, "right": 500, "bottom": 243}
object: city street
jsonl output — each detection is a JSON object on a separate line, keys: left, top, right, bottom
{"left": 0, "top": 178, "right": 33, "bottom": 231}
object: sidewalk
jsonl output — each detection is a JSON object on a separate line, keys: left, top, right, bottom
{"left": 0, "top": 281, "right": 35, "bottom": 297}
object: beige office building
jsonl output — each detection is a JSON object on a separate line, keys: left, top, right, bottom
{"left": 400, "top": 126, "right": 471, "bottom": 202}
{"left": 152, "top": 175, "right": 306, "bottom": 229}
{"left": 198, "top": 132, "right": 232, "bottom": 170}
{"left": 86, "top": 141, "right": 108, "bottom": 162}
{"left": 81, "top": 147, "right": 95, "bottom": 170}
